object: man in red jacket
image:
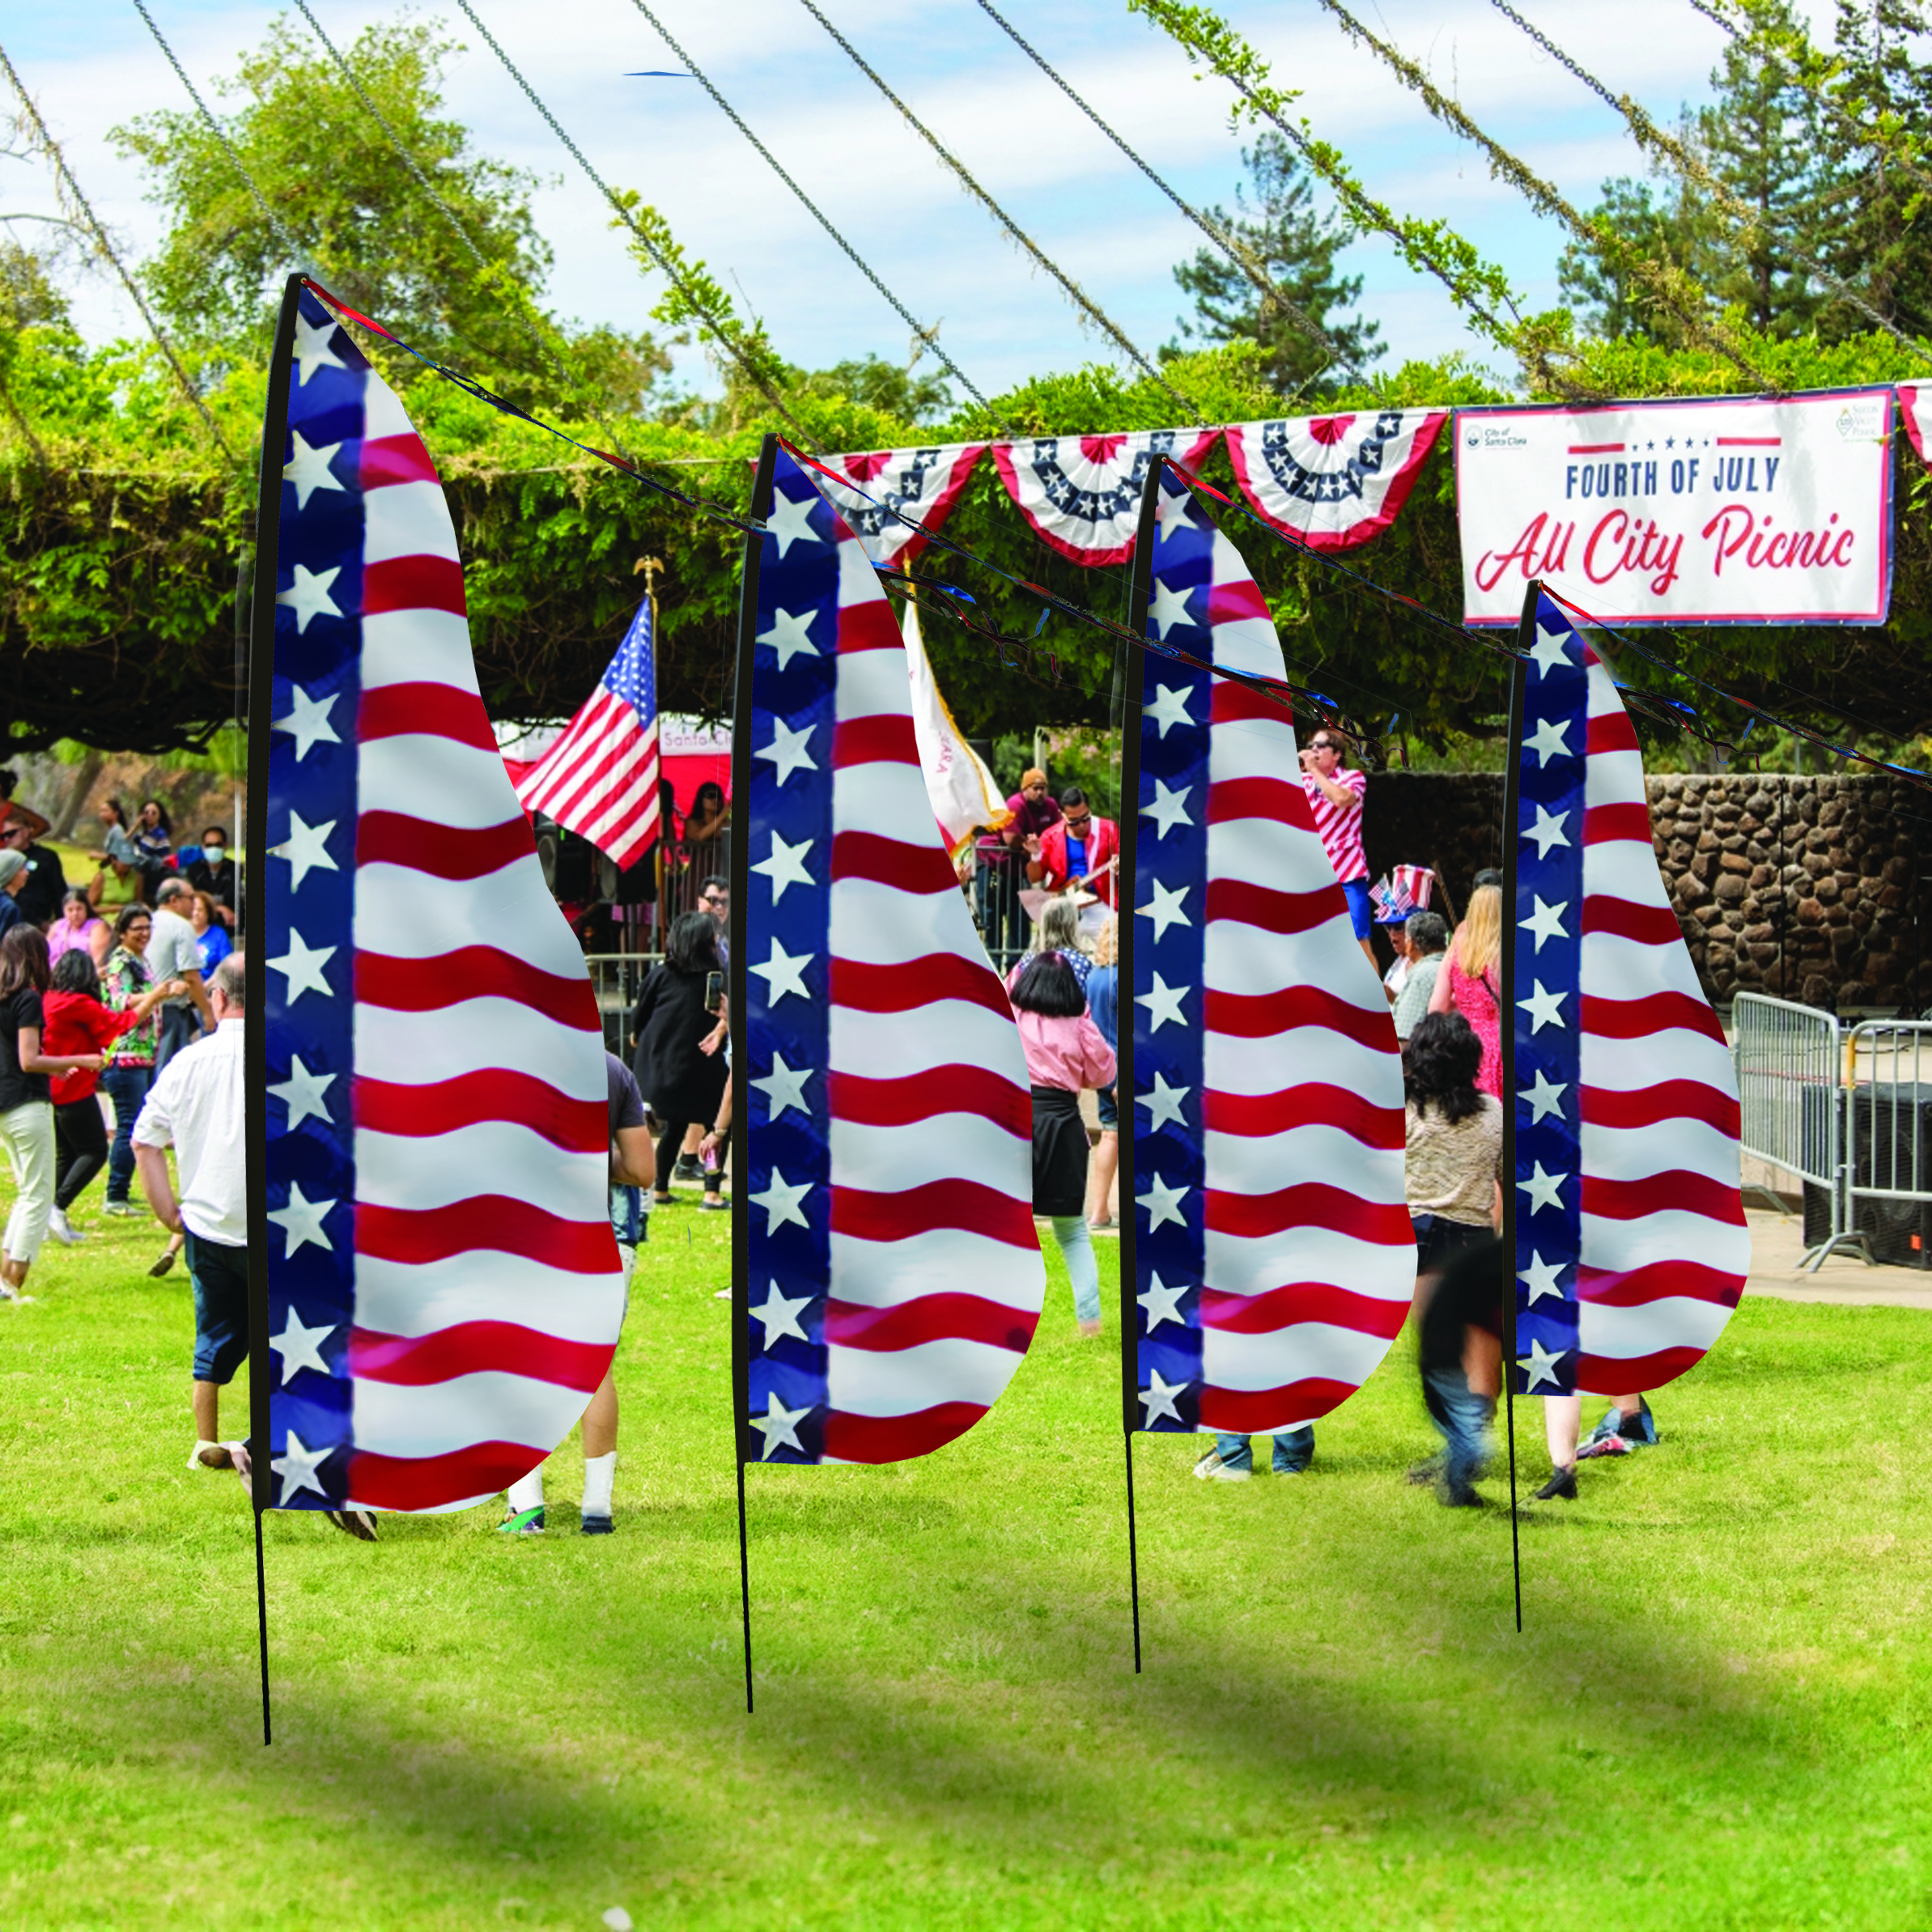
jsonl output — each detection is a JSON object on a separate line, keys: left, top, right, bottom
{"left": 1025, "top": 786, "right": 1119, "bottom": 907}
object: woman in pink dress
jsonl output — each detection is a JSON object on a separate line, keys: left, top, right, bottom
{"left": 1428, "top": 883, "right": 1503, "bottom": 1097}
{"left": 46, "top": 891, "right": 111, "bottom": 968}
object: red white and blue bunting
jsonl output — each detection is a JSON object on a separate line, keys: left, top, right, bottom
{"left": 990, "top": 428, "right": 1222, "bottom": 566}
{"left": 810, "top": 444, "right": 985, "bottom": 568}
{"left": 1223, "top": 410, "right": 1446, "bottom": 551}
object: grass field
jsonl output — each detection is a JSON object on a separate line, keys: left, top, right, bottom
{"left": 2, "top": 1189, "right": 1929, "bottom": 1930}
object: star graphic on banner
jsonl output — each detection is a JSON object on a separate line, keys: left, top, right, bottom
{"left": 272, "top": 1429, "right": 333, "bottom": 1502}
{"left": 1139, "top": 1369, "right": 1189, "bottom": 1427}
{"left": 1518, "top": 1068, "right": 1569, "bottom": 1125}
{"left": 1143, "top": 682, "right": 1195, "bottom": 738}
{"left": 272, "top": 685, "right": 341, "bottom": 761}
{"left": 1518, "top": 1251, "right": 1568, "bottom": 1304}
{"left": 749, "top": 939, "right": 813, "bottom": 1004}
{"left": 1136, "top": 974, "right": 1189, "bottom": 1031}
{"left": 1157, "top": 492, "right": 1198, "bottom": 541}
{"left": 1518, "top": 1161, "right": 1568, "bottom": 1215}
{"left": 274, "top": 811, "right": 338, "bottom": 891}
{"left": 1528, "top": 625, "right": 1573, "bottom": 677}
{"left": 1136, "top": 878, "right": 1191, "bottom": 941}
{"left": 1140, "top": 778, "right": 1194, "bottom": 839}
{"left": 1149, "top": 579, "right": 1195, "bottom": 640}
{"left": 1523, "top": 804, "right": 1572, "bottom": 860}
{"left": 1520, "top": 894, "right": 1569, "bottom": 951}
{"left": 755, "top": 716, "right": 818, "bottom": 785}
{"left": 766, "top": 490, "right": 823, "bottom": 557}
{"left": 750, "top": 1052, "right": 812, "bottom": 1121}
{"left": 752, "top": 830, "right": 816, "bottom": 902}
{"left": 291, "top": 311, "right": 346, "bottom": 386}
{"left": 277, "top": 563, "right": 343, "bottom": 635}
{"left": 1525, "top": 715, "right": 1573, "bottom": 766}
{"left": 282, "top": 431, "right": 345, "bottom": 511}
{"left": 1136, "top": 1173, "right": 1189, "bottom": 1232}
{"left": 1517, "top": 1337, "right": 1569, "bottom": 1393}
{"left": 758, "top": 607, "right": 821, "bottom": 670}
{"left": 1519, "top": 979, "right": 1567, "bottom": 1032}
{"left": 267, "top": 1182, "right": 337, "bottom": 1256}
{"left": 267, "top": 930, "right": 336, "bottom": 1004}
{"left": 268, "top": 1055, "right": 335, "bottom": 1132}
{"left": 270, "top": 1306, "right": 335, "bottom": 1383}
{"left": 1137, "top": 1071, "right": 1190, "bottom": 1132}
{"left": 750, "top": 1282, "right": 813, "bottom": 1350}
{"left": 749, "top": 1391, "right": 812, "bottom": 1460}
{"left": 1138, "top": 1272, "right": 1190, "bottom": 1331}
{"left": 749, "top": 1168, "right": 813, "bottom": 1234}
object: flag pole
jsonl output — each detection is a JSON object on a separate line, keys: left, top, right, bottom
{"left": 730, "top": 436, "right": 778, "bottom": 1713}
{"left": 244, "top": 273, "right": 304, "bottom": 1745}
{"left": 1500, "top": 584, "right": 1536, "bottom": 1636}
{"left": 1115, "top": 456, "right": 1162, "bottom": 1673}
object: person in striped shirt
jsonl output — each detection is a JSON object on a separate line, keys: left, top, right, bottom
{"left": 1297, "top": 731, "right": 1376, "bottom": 971}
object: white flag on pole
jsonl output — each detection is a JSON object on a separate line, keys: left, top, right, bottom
{"left": 901, "top": 598, "right": 1010, "bottom": 860}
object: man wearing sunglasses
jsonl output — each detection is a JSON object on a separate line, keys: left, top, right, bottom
{"left": 1298, "top": 732, "right": 1376, "bottom": 970}
{"left": 1025, "top": 785, "right": 1119, "bottom": 908}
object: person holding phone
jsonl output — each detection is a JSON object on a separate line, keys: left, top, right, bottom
{"left": 627, "top": 912, "right": 730, "bottom": 1212}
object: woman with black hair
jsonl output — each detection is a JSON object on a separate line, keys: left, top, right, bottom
{"left": 132, "top": 800, "right": 176, "bottom": 894}
{"left": 1008, "top": 951, "right": 1115, "bottom": 1336}
{"left": 629, "top": 911, "right": 729, "bottom": 1212}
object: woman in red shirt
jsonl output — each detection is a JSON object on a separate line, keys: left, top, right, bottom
{"left": 43, "top": 949, "right": 183, "bottom": 1242}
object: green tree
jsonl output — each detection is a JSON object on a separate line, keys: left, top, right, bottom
{"left": 1558, "top": 169, "right": 1717, "bottom": 342}
{"left": 1168, "top": 131, "right": 1382, "bottom": 394}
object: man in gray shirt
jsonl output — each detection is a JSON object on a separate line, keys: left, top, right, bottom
{"left": 146, "top": 877, "right": 214, "bottom": 1073}
{"left": 1392, "top": 910, "right": 1448, "bottom": 1042}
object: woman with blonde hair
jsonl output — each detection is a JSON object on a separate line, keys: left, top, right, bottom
{"left": 1427, "top": 881, "right": 1503, "bottom": 1097}
{"left": 1008, "top": 894, "right": 1093, "bottom": 996}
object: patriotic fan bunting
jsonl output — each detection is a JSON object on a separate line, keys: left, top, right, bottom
{"left": 263, "top": 286, "right": 625, "bottom": 1514}
{"left": 992, "top": 428, "right": 1221, "bottom": 566}
{"left": 811, "top": 443, "right": 986, "bottom": 567}
{"left": 1132, "top": 471, "right": 1413, "bottom": 1437}
{"left": 512, "top": 595, "right": 661, "bottom": 870}
{"left": 1512, "top": 589, "right": 1749, "bottom": 1398}
{"left": 1898, "top": 383, "right": 1930, "bottom": 467}
{"left": 741, "top": 444, "right": 1045, "bottom": 1465}
{"left": 1224, "top": 410, "right": 1446, "bottom": 551}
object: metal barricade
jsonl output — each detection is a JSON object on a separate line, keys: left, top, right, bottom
{"left": 584, "top": 950, "right": 660, "bottom": 1062}
{"left": 1730, "top": 991, "right": 1845, "bottom": 1266}
{"left": 1838, "top": 1019, "right": 1932, "bottom": 1271}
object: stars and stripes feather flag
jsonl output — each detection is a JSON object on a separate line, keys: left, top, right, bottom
{"left": 1132, "top": 469, "right": 1414, "bottom": 1436}
{"left": 512, "top": 597, "right": 662, "bottom": 869}
{"left": 1511, "top": 588, "right": 1749, "bottom": 1398}
{"left": 739, "top": 443, "right": 1045, "bottom": 1465}
{"left": 262, "top": 282, "right": 626, "bottom": 1514}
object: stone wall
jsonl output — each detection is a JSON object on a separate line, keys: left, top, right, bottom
{"left": 1362, "top": 771, "right": 1929, "bottom": 1013}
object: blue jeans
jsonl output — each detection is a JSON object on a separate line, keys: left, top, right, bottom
{"left": 154, "top": 1004, "right": 198, "bottom": 1076}
{"left": 1049, "top": 1216, "right": 1101, "bottom": 1327}
{"left": 1215, "top": 1426, "right": 1314, "bottom": 1474}
{"left": 1424, "top": 1366, "right": 1494, "bottom": 1496}
{"left": 99, "top": 1064, "right": 152, "bottom": 1204}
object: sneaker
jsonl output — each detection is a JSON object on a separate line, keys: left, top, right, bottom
{"left": 1576, "top": 1433, "right": 1633, "bottom": 1461}
{"left": 101, "top": 1200, "right": 143, "bottom": 1218}
{"left": 498, "top": 1505, "right": 545, "bottom": 1535}
{"left": 698, "top": 1195, "right": 729, "bottom": 1212}
{"left": 1580, "top": 1408, "right": 1622, "bottom": 1450}
{"left": 1533, "top": 1464, "right": 1577, "bottom": 1501}
{"left": 580, "top": 1513, "right": 614, "bottom": 1535}
{"left": 1191, "top": 1450, "right": 1250, "bottom": 1482}
{"left": 673, "top": 1156, "right": 702, "bottom": 1183}
{"left": 148, "top": 1247, "right": 177, "bottom": 1279}
{"left": 47, "top": 1208, "right": 82, "bottom": 1245}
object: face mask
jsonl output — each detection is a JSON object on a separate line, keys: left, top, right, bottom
{"left": 203, "top": 846, "right": 226, "bottom": 866}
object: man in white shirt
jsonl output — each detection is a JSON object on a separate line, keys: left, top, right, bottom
{"left": 133, "top": 955, "right": 248, "bottom": 1473}
{"left": 146, "top": 877, "right": 214, "bottom": 1072}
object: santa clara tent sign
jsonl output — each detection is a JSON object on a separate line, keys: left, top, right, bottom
{"left": 1456, "top": 388, "right": 1896, "bottom": 628}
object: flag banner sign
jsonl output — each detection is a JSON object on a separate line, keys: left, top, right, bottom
{"left": 739, "top": 444, "right": 1044, "bottom": 1465}
{"left": 992, "top": 428, "right": 1222, "bottom": 565}
{"left": 1224, "top": 410, "right": 1446, "bottom": 551}
{"left": 812, "top": 444, "right": 986, "bottom": 567}
{"left": 901, "top": 598, "right": 1012, "bottom": 859}
{"left": 1897, "top": 383, "right": 1930, "bottom": 467}
{"left": 1131, "top": 469, "right": 1412, "bottom": 1437}
{"left": 1458, "top": 388, "right": 1896, "bottom": 626}
{"left": 262, "top": 284, "right": 626, "bottom": 1514}
{"left": 1511, "top": 588, "right": 1748, "bottom": 1399}
{"left": 513, "top": 594, "right": 661, "bottom": 869}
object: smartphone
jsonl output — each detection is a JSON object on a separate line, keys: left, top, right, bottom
{"left": 705, "top": 970, "right": 724, "bottom": 1014}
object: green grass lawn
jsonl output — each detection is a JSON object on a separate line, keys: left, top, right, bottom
{"left": 2, "top": 1190, "right": 1929, "bottom": 1930}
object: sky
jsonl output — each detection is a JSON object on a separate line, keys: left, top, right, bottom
{"left": 2, "top": 0, "right": 1761, "bottom": 407}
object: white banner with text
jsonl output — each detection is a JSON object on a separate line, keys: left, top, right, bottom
{"left": 1456, "top": 389, "right": 1895, "bottom": 626}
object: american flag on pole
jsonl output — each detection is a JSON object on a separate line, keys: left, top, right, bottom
{"left": 1512, "top": 588, "right": 1749, "bottom": 1397}
{"left": 262, "top": 283, "right": 625, "bottom": 1514}
{"left": 512, "top": 596, "right": 662, "bottom": 870}
{"left": 740, "top": 443, "right": 1044, "bottom": 1465}
{"left": 1132, "top": 469, "right": 1413, "bottom": 1436}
